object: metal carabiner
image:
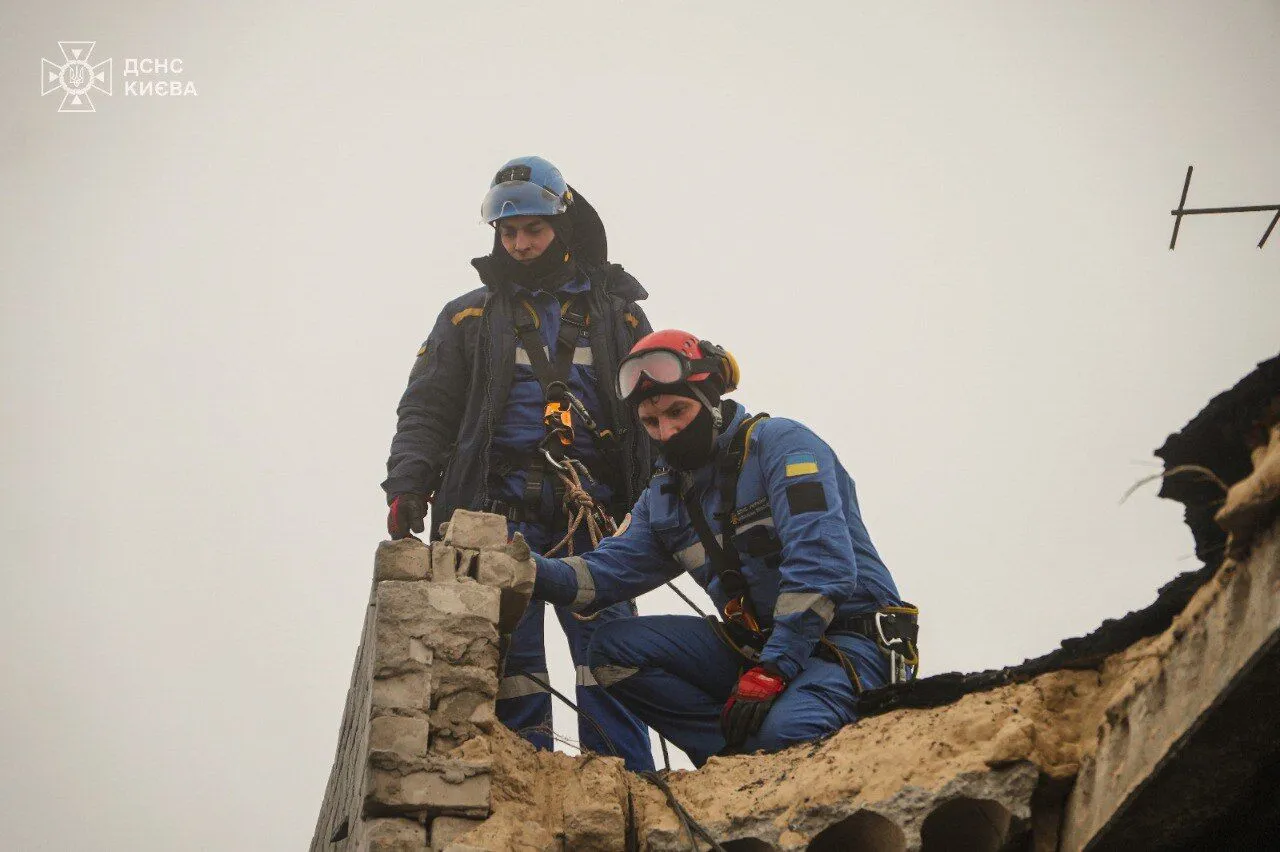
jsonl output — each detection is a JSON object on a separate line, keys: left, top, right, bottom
{"left": 540, "top": 447, "right": 567, "bottom": 472}
{"left": 874, "top": 611, "right": 905, "bottom": 651}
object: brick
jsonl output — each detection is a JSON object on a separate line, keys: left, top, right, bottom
{"left": 375, "top": 539, "right": 432, "bottom": 582}
{"left": 430, "top": 816, "right": 484, "bottom": 850}
{"left": 372, "top": 671, "right": 432, "bottom": 717}
{"left": 427, "top": 581, "right": 500, "bottom": 625}
{"left": 377, "top": 580, "right": 498, "bottom": 671}
{"left": 433, "top": 690, "right": 494, "bottom": 727}
{"left": 442, "top": 510, "right": 508, "bottom": 550}
{"left": 368, "top": 768, "right": 491, "bottom": 817}
{"left": 355, "top": 817, "right": 427, "bottom": 851}
{"left": 375, "top": 582, "right": 435, "bottom": 678}
{"left": 370, "top": 716, "right": 430, "bottom": 762}
{"left": 432, "top": 665, "right": 498, "bottom": 702}
{"left": 429, "top": 544, "right": 460, "bottom": 582}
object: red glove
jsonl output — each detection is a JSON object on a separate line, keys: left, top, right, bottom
{"left": 720, "top": 666, "right": 786, "bottom": 747}
{"left": 387, "top": 493, "right": 429, "bottom": 539}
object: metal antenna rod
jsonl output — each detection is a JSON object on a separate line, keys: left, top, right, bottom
{"left": 1169, "top": 165, "right": 1280, "bottom": 249}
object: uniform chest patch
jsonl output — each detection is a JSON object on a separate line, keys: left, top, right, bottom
{"left": 733, "top": 496, "right": 772, "bottom": 526}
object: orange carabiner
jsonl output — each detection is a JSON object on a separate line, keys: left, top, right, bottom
{"left": 723, "top": 597, "right": 761, "bottom": 634}
{"left": 543, "top": 401, "right": 574, "bottom": 446}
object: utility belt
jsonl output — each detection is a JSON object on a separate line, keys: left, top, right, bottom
{"left": 710, "top": 601, "right": 921, "bottom": 690}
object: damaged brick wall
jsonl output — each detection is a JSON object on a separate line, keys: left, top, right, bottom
{"left": 310, "top": 511, "right": 532, "bottom": 852}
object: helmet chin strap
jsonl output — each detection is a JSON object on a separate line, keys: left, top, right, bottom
{"left": 689, "top": 385, "right": 723, "bottom": 431}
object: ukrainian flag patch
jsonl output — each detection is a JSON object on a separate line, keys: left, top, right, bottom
{"left": 784, "top": 452, "right": 819, "bottom": 477}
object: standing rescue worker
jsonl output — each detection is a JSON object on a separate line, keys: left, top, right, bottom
{"left": 530, "top": 330, "right": 918, "bottom": 766}
{"left": 383, "top": 156, "right": 654, "bottom": 771}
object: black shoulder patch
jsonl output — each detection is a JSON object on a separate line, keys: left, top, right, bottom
{"left": 786, "top": 481, "right": 827, "bottom": 515}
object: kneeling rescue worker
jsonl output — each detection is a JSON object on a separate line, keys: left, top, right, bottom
{"left": 529, "top": 330, "right": 919, "bottom": 766}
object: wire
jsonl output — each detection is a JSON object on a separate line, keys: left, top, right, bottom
{"left": 510, "top": 668, "right": 620, "bottom": 760}
{"left": 664, "top": 580, "right": 708, "bottom": 618}
{"left": 513, "top": 670, "right": 713, "bottom": 848}
{"left": 638, "top": 771, "right": 727, "bottom": 851}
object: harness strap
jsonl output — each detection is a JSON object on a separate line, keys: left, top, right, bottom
{"left": 512, "top": 293, "right": 589, "bottom": 395}
{"left": 678, "top": 411, "right": 771, "bottom": 624}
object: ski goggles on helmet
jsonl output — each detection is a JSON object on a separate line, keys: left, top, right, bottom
{"left": 616, "top": 348, "right": 725, "bottom": 402}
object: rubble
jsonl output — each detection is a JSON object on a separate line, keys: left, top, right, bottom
{"left": 313, "top": 358, "right": 1280, "bottom": 850}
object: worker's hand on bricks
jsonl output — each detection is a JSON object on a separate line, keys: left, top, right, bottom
{"left": 387, "top": 493, "right": 429, "bottom": 539}
{"left": 720, "top": 666, "right": 787, "bottom": 748}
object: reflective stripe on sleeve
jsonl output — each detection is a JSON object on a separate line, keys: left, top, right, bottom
{"left": 565, "top": 556, "right": 596, "bottom": 610}
{"left": 736, "top": 517, "right": 775, "bottom": 535}
{"left": 774, "top": 592, "right": 836, "bottom": 625}
{"left": 674, "top": 541, "right": 706, "bottom": 571}
{"left": 575, "top": 665, "right": 598, "bottom": 687}
{"left": 674, "top": 532, "right": 722, "bottom": 573}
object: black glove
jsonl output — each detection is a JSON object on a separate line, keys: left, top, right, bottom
{"left": 720, "top": 665, "right": 787, "bottom": 748}
{"left": 387, "top": 493, "right": 429, "bottom": 539}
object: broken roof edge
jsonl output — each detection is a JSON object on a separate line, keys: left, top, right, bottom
{"left": 861, "top": 352, "right": 1280, "bottom": 717}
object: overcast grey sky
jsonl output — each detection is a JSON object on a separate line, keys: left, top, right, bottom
{"left": 1, "top": 1, "right": 1277, "bottom": 849}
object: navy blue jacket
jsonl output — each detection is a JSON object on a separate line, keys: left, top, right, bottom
{"left": 533, "top": 401, "right": 903, "bottom": 681}
{"left": 383, "top": 254, "right": 654, "bottom": 537}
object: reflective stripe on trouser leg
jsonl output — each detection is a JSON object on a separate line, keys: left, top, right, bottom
{"left": 555, "top": 600, "right": 655, "bottom": 772}
{"left": 499, "top": 671, "right": 550, "bottom": 700}
{"left": 586, "top": 614, "right": 745, "bottom": 767}
{"left": 496, "top": 598, "right": 553, "bottom": 751}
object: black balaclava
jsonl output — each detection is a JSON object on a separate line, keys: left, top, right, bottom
{"left": 491, "top": 213, "right": 576, "bottom": 292}
{"left": 642, "top": 380, "right": 725, "bottom": 471}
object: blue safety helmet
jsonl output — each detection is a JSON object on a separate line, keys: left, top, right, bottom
{"left": 480, "top": 155, "right": 573, "bottom": 224}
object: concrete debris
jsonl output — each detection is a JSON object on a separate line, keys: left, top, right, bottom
{"left": 312, "top": 361, "right": 1280, "bottom": 852}
{"left": 429, "top": 816, "right": 484, "bottom": 850}
{"left": 352, "top": 818, "right": 426, "bottom": 852}
{"left": 1217, "top": 420, "right": 1280, "bottom": 559}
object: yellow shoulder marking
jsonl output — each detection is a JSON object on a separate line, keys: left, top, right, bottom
{"left": 450, "top": 307, "right": 485, "bottom": 326}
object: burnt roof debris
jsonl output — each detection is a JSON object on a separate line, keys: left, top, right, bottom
{"left": 1156, "top": 353, "right": 1280, "bottom": 564}
{"left": 859, "top": 562, "right": 1214, "bottom": 715}
{"left": 861, "top": 353, "right": 1280, "bottom": 717}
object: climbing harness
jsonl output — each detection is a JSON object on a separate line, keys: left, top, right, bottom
{"left": 504, "top": 295, "right": 627, "bottom": 528}
{"left": 676, "top": 410, "right": 922, "bottom": 689}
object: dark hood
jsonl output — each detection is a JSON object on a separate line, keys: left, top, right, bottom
{"left": 472, "top": 185, "right": 647, "bottom": 302}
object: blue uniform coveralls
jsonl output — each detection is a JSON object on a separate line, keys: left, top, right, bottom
{"left": 533, "top": 401, "right": 903, "bottom": 766}
{"left": 491, "top": 276, "right": 652, "bottom": 770}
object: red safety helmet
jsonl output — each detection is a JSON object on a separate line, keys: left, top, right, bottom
{"left": 617, "top": 329, "right": 740, "bottom": 403}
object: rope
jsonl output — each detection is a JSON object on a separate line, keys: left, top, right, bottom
{"left": 544, "top": 460, "right": 616, "bottom": 558}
